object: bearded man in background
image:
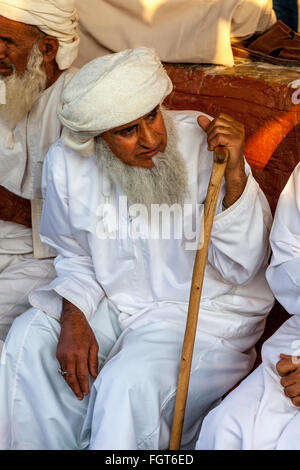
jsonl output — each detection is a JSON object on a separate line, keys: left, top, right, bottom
{"left": 0, "top": 0, "right": 80, "bottom": 345}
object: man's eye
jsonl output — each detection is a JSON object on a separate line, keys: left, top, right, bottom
{"left": 0, "top": 38, "right": 14, "bottom": 45}
{"left": 118, "top": 126, "right": 136, "bottom": 137}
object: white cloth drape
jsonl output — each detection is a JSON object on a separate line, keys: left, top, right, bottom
{"left": 75, "top": 0, "right": 276, "bottom": 68}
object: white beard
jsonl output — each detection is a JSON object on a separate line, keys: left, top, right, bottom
{"left": 96, "top": 109, "right": 189, "bottom": 211}
{"left": 0, "top": 43, "right": 47, "bottom": 130}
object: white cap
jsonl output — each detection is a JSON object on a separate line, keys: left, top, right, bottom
{"left": 57, "top": 47, "right": 173, "bottom": 156}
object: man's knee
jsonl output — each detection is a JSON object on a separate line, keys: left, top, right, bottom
{"left": 5, "top": 308, "right": 58, "bottom": 357}
{"left": 7, "top": 307, "right": 40, "bottom": 338}
{"left": 99, "top": 348, "right": 175, "bottom": 396}
{"left": 195, "top": 397, "right": 241, "bottom": 450}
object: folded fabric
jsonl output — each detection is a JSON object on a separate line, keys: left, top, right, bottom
{"left": 75, "top": 0, "right": 276, "bottom": 67}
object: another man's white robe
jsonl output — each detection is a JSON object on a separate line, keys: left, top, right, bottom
{"left": 0, "top": 68, "right": 75, "bottom": 341}
{"left": 196, "top": 163, "right": 300, "bottom": 450}
{"left": 75, "top": 0, "right": 276, "bottom": 68}
{"left": 0, "top": 111, "right": 274, "bottom": 450}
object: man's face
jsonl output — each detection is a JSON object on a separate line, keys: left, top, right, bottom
{"left": 0, "top": 15, "right": 39, "bottom": 77}
{"left": 101, "top": 106, "right": 167, "bottom": 169}
{"left": 97, "top": 108, "right": 188, "bottom": 211}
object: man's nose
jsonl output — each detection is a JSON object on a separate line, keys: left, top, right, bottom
{"left": 139, "top": 121, "right": 159, "bottom": 148}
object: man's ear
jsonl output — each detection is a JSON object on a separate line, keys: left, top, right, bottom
{"left": 38, "top": 36, "right": 59, "bottom": 63}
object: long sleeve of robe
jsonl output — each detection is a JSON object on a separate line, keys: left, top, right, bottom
{"left": 267, "top": 163, "right": 300, "bottom": 315}
{"left": 30, "top": 111, "right": 274, "bottom": 345}
{"left": 28, "top": 151, "right": 105, "bottom": 321}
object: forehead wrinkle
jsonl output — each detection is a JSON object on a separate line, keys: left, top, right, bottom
{"left": 0, "top": 16, "right": 40, "bottom": 42}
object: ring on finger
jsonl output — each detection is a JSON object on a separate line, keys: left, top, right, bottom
{"left": 58, "top": 368, "right": 68, "bottom": 377}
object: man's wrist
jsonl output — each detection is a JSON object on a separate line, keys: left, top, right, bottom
{"left": 61, "top": 299, "right": 85, "bottom": 324}
{"left": 223, "top": 169, "right": 247, "bottom": 208}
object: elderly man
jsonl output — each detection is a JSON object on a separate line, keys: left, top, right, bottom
{"left": 196, "top": 162, "right": 300, "bottom": 450}
{"left": 0, "top": 47, "right": 274, "bottom": 450}
{"left": 0, "top": 0, "right": 79, "bottom": 344}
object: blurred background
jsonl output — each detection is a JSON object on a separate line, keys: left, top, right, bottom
{"left": 273, "top": 0, "right": 299, "bottom": 31}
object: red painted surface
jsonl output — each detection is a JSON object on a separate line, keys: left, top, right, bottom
{"left": 164, "top": 63, "right": 300, "bottom": 215}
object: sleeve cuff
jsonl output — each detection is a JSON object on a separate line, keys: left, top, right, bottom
{"left": 29, "top": 277, "right": 105, "bottom": 322}
{"left": 212, "top": 173, "right": 259, "bottom": 233}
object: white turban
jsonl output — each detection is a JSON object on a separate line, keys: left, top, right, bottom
{"left": 0, "top": 0, "right": 79, "bottom": 69}
{"left": 58, "top": 47, "right": 173, "bottom": 157}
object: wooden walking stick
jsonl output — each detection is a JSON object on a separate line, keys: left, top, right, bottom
{"left": 169, "top": 145, "right": 229, "bottom": 450}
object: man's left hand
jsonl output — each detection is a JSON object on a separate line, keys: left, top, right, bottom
{"left": 197, "top": 113, "right": 247, "bottom": 207}
{"left": 56, "top": 299, "right": 99, "bottom": 400}
{"left": 277, "top": 353, "right": 300, "bottom": 406}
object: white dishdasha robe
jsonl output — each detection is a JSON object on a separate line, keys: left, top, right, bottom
{"left": 0, "top": 68, "right": 76, "bottom": 342}
{"left": 196, "top": 163, "right": 300, "bottom": 450}
{"left": 75, "top": 0, "right": 276, "bottom": 68}
{"left": 0, "top": 110, "right": 274, "bottom": 450}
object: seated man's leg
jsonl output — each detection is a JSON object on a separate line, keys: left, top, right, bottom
{"left": 196, "top": 314, "right": 300, "bottom": 450}
{"left": 83, "top": 311, "right": 256, "bottom": 450}
{"left": 0, "top": 254, "right": 56, "bottom": 341}
{"left": 255, "top": 314, "right": 300, "bottom": 450}
{"left": 0, "top": 297, "right": 121, "bottom": 450}
{"left": 196, "top": 366, "right": 264, "bottom": 450}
